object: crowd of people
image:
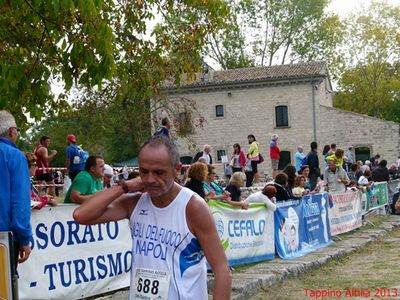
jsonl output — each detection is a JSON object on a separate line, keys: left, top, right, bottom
{"left": 2, "top": 108, "right": 400, "bottom": 299}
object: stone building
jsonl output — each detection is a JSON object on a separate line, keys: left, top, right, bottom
{"left": 160, "top": 61, "right": 400, "bottom": 177}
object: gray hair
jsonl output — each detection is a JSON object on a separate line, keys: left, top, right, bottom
{"left": 139, "top": 135, "right": 180, "bottom": 167}
{"left": 0, "top": 110, "right": 16, "bottom": 136}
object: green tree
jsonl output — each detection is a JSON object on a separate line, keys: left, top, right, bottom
{"left": 0, "top": 0, "right": 229, "bottom": 127}
{"left": 334, "top": 1, "right": 400, "bottom": 121}
{"left": 204, "top": 0, "right": 344, "bottom": 71}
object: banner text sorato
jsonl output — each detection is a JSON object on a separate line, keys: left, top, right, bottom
{"left": 30, "top": 221, "right": 132, "bottom": 290}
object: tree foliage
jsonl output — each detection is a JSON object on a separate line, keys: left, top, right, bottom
{"left": 204, "top": 0, "right": 345, "bottom": 72}
{"left": 334, "top": 1, "right": 400, "bottom": 121}
{"left": 0, "top": 0, "right": 229, "bottom": 126}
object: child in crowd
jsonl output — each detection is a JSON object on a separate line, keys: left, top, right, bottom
{"left": 292, "top": 175, "right": 309, "bottom": 198}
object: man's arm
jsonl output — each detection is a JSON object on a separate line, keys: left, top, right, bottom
{"left": 10, "top": 153, "right": 32, "bottom": 262}
{"left": 70, "top": 190, "right": 95, "bottom": 204}
{"left": 187, "top": 196, "right": 231, "bottom": 299}
{"left": 65, "top": 157, "right": 71, "bottom": 176}
{"left": 73, "top": 178, "right": 143, "bottom": 225}
{"left": 38, "top": 147, "right": 57, "bottom": 162}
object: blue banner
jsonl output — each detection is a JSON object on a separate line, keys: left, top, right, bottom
{"left": 274, "top": 193, "right": 332, "bottom": 259}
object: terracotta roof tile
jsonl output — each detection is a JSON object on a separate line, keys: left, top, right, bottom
{"left": 164, "top": 61, "right": 327, "bottom": 89}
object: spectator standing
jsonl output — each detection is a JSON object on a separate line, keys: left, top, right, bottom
{"left": 64, "top": 155, "right": 105, "bottom": 204}
{"left": 224, "top": 172, "right": 249, "bottom": 209}
{"left": 322, "top": 144, "right": 331, "bottom": 170}
{"left": 185, "top": 162, "right": 208, "bottom": 199}
{"left": 269, "top": 134, "right": 280, "bottom": 179}
{"left": 295, "top": 146, "right": 306, "bottom": 173}
{"left": 247, "top": 134, "right": 260, "bottom": 185}
{"left": 66, "top": 134, "right": 85, "bottom": 181}
{"left": 0, "top": 110, "right": 32, "bottom": 270}
{"left": 372, "top": 159, "right": 390, "bottom": 182}
{"left": 324, "top": 158, "right": 349, "bottom": 193}
{"left": 26, "top": 152, "right": 58, "bottom": 208}
{"left": 192, "top": 144, "right": 213, "bottom": 165}
{"left": 307, "top": 141, "right": 320, "bottom": 190}
{"left": 361, "top": 160, "right": 371, "bottom": 174}
{"left": 34, "top": 135, "right": 57, "bottom": 197}
{"left": 347, "top": 163, "right": 359, "bottom": 182}
{"left": 326, "top": 148, "right": 345, "bottom": 169}
{"left": 153, "top": 117, "right": 172, "bottom": 139}
{"left": 345, "top": 147, "right": 354, "bottom": 171}
{"left": 73, "top": 135, "right": 231, "bottom": 299}
{"left": 326, "top": 143, "right": 336, "bottom": 156}
{"left": 230, "top": 143, "right": 246, "bottom": 173}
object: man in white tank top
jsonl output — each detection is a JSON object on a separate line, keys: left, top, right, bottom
{"left": 73, "top": 135, "right": 231, "bottom": 299}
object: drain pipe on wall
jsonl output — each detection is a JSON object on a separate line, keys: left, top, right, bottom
{"left": 311, "top": 80, "right": 317, "bottom": 142}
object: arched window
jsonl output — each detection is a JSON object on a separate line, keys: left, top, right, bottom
{"left": 275, "top": 105, "right": 289, "bottom": 127}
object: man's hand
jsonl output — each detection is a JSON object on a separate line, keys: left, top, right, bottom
{"left": 18, "top": 245, "right": 31, "bottom": 263}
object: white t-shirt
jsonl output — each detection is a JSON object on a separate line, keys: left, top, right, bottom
{"left": 358, "top": 176, "right": 369, "bottom": 186}
{"left": 245, "top": 191, "right": 276, "bottom": 211}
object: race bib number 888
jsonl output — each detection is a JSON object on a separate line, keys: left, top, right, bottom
{"left": 133, "top": 268, "right": 170, "bottom": 300}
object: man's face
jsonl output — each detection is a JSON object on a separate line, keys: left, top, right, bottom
{"left": 298, "top": 147, "right": 303, "bottom": 153}
{"left": 8, "top": 126, "right": 19, "bottom": 143}
{"left": 204, "top": 146, "right": 210, "bottom": 154}
{"left": 328, "top": 160, "right": 336, "bottom": 171}
{"left": 91, "top": 158, "right": 105, "bottom": 179}
{"left": 139, "top": 145, "right": 177, "bottom": 199}
{"left": 43, "top": 138, "right": 50, "bottom": 148}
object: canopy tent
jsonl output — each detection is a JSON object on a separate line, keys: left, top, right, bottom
{"left": 112, "top": 157, "right": 138, "bottom": 167}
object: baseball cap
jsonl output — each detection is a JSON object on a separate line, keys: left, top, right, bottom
{"left": 67, "top": 134, "right": 77, "bottom": 143}
{"left": 104, "top": 164, "right": 114, "bottom": 176}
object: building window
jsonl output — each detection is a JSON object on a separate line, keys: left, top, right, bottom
{"left": 275, "top": 105, "right": 289, "bottom": 127}
{"left": 215, "top": 105, "right": 224, "bottom": 117}
{"left": 217, "top": 150, "right": 226, "bottom": 161}
{"left": 278, "top": 150, "right": 291, "bottom": 170}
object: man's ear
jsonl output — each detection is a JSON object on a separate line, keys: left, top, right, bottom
{"left": 175, "top": 163, "right": 182, "bottom": 174}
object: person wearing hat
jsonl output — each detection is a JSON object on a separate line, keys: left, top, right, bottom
{"left": 269, "top": 134, "right": 280, "bottom": 179}
{"left": 66, "top": 134, "right": 85, "bottom": 181}
{"left": 103, "top": 164, "right": 114, "bottom": 189}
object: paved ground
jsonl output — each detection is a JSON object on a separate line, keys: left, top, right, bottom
{"left": 94, "top": 215, "right": 400, "bottom": 300}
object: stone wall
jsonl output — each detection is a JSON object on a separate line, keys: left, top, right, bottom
{"left": 319, "top": 105, "right": 400, "bottom": 165}
{"left": 172, "top": 82, "right": 320, "bottom": 177}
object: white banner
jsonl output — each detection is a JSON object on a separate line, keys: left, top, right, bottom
{"left": 208, "top": 200, "right": 275, "bottom": 266}
{"left": 328, "top": 191, "right": 363, "bottom": 236}
{"left": 18, "top": 205, "right": 131, "bottom": 300}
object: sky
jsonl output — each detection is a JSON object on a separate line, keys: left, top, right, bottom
{"left": 327, "top": 0, "right": 400, "bottom": 16}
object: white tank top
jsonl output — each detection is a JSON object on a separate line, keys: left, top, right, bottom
{"left": 129, "top": 187, "right": 207, "bottom": 300}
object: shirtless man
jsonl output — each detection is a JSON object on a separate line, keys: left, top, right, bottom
{"left": 73, "top": 135, "right": 231, "bottom": 299}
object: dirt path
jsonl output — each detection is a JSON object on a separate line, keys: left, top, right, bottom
{"left": 249, "top": 227, "right": 400, "bottom": 300}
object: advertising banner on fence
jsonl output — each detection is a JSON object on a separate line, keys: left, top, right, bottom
{"left": 18, "top": 205, "right": 131, "bottom": 300}
{"left": 208, "top": 200, "right": 275, "bottom": 266}
{"left": 274, "top": 193, "right": 332, "bottom": 259}
{"left": 366, "top": 182, "right": 388, "bottom": 211}
{"left": 329, "top": 191, "right": 363, "bottom": 236}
